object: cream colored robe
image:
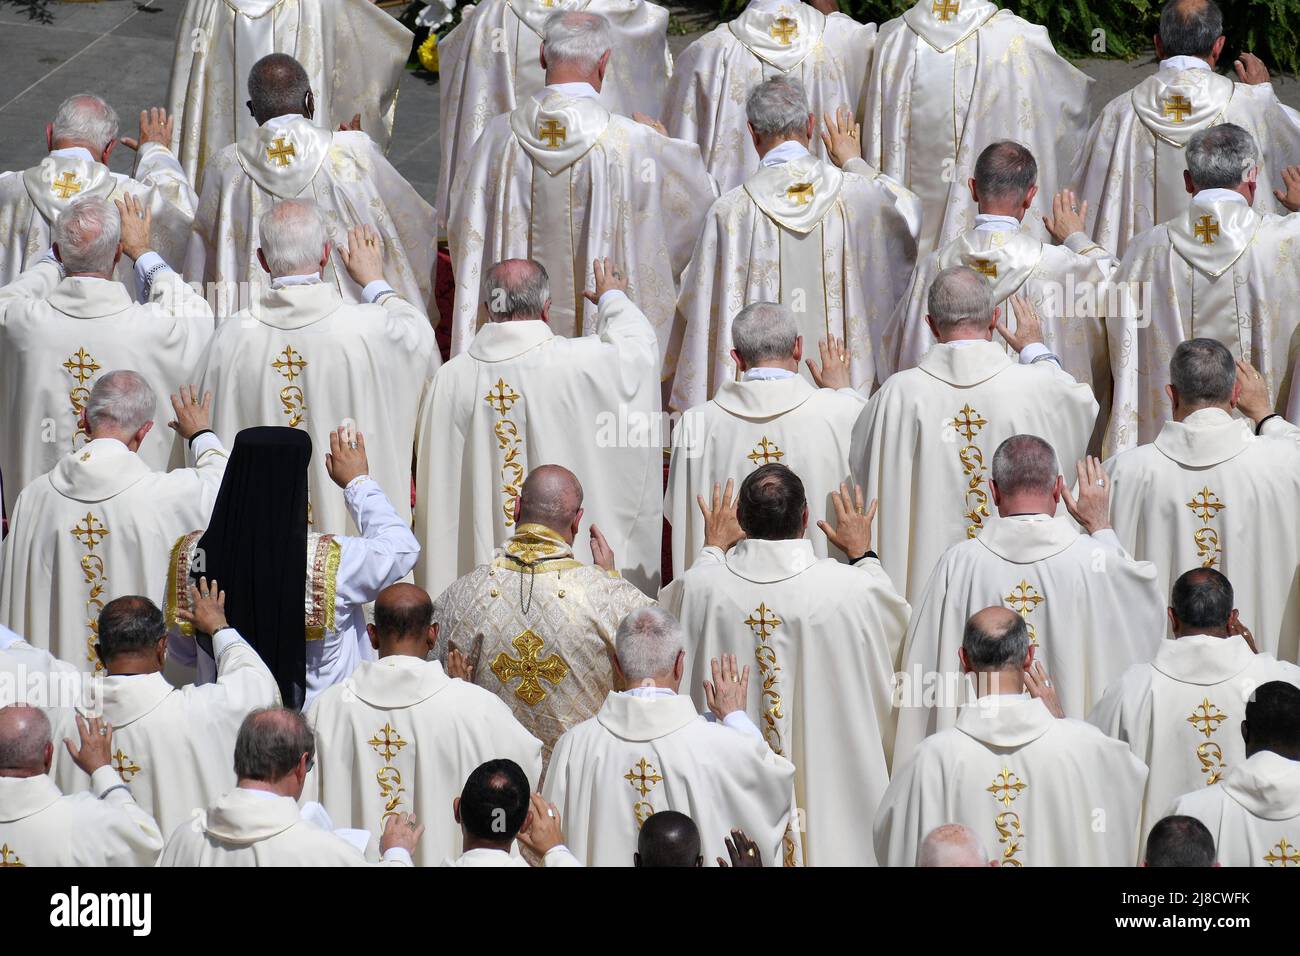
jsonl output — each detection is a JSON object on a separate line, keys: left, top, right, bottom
{"left": 0, "top": 436, "right": 227, "bottom": 673}
{"left": 196, "top": 282, "right": 438, "bottom": 537}
{"left": 0, "top": 143, "right": 196, "bottom": 288}
{"left": 664, "top": 0, "right": 876, "bottom": 193}
{"left": 666, "top": 375, "right": 864, "bottom": 575}
{"left": 1089, "top": 634, "right": 1300, "bottom": 847}
{"left": 660, "top": 538, "right": 910, "bottom": 866}
{"left": 431, "top": 524, "right": 653, "bottom": 762}
{"left": 849, "top": 340, "right": 1098, "bottom": 603}
{"left": 0, "top": 260, "right": 214, "bottom": 515}
{"left": 441, "top": 845, "right": 582, "bottom": 866}
{"left": 543, "top": 691, "right": 798, "bottom": 866}
{"left": 446, "top": 91, "right": 716, "bottom": 358}
{"left": 186, "top": 118, "right": 438, "bottom": 317}
{"left": 669, "top": 152, "right": 920, "bottom": 410}
{"left": 862, "top": 0, "right": 1091, "bottom": 258}
{"left": 894, "top": 515, "right": 1165, "bottom": 760}
{"left": 414, "top": 292, "right": 663, "bottom": 596}
{"left": 0, "top": 766, "right": 163, "bottom": 867}
{"left": 303, "top": 655, "right": 543, "bottom": 867}
{"left": 168, "top": 0, "right": 410, "bottom": 185}
{"left": 875, "top": 696, "right": 1148, "bottom": 866}
{"left": 1104, "top": 409, "right": 1300, "bottom": 661}
{"left": 434, "top": 0, "right": 673, "bottom": 232}
{"left": 1074, "top": 64, "right": 1300, "bottom": 257}
{"left": 1102, "top": 196, "right": 1300, "bottom": 455}
{"left": 0, "top": 626, "right": 84, "bottom": 786}
{"left": 1170, "top": 751, "right": 1300, "bottom": 867}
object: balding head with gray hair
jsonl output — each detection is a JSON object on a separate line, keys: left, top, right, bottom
{"left": 51, "top": 93, "right": 119, "bottom": 154}
{"left": 615, "top": 606, "right": 686, "bottom": 685}
{"left": 917, "top": 823, "right": 991, "bottom": 867}
{"left": 85, "top": 370, "right": 157, "bottom": 439}
{"left": 730, "top": 302, "right": 798, "bottom": 366}
{"left": 483, "top": 259, "right": 551, "bottom": 322}
{"left": 53, "top": 196, "right": 121, "bottom": 275}
{"left": 248, "top": 53, "right": 312, "bottom": 124}
{"left": 258, "top": 199, "right": 326, "bottom": 278}
{"left": 1158, "top": 0, "right": 1223, "bottom": 59}
{"left": 962, "top": 607, "right": 1031, "bottom": 672}
{"left": 746, "top": 76, "right": 812, "bottom": 142}
{"left": 1169, "top": 338, "right": 1236, "bottom": 409}
{"left": 0, "top": 705, "right": 53, "bottom": 776}
{"left": 991, "top": 434, "right": 1060, "bottom": 498}
{"left": 516, "top": 464, "right": 583, "bottom": 537}
{"left": 926, "top": 266, "right": 994, "bottom": 336}
{"left": 973, "top": 141, "right": 1038, "bottom": 206}
{"left": 1186, "top": 123, "right": 1258, "bottom": 191}
{"left": 542, "top": 11, "right": 613, "bottom": 78}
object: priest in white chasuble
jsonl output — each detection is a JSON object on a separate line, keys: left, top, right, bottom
{"left": 0, "top": 626, "right": 83, "bottom": 770}
{"left": 0, "top": 706, "right": 163, "bottom": 867}
{"left": 895, "top": 438, "right": 1163, "bottom": 757}
{"left": 197, "top": 205, "right": 438, "bottom": 538}
{"left": 446, "top": 11, "right": 715, "bottom": 357}
{"left": 543, "top": 606, "right": 797, "bottom": 866}
{"left": 1170, "top": 680, "right": 1300, "bottom": 866}
{"left": 0, "top": 196, "right": 213, "bottom": 515}
{"left": 876, "top": 607, "right": 1148, "bottom": 867}
{"left": 304, "top": 584, "right": 544, "bottom": 867}
{"left": 1104, "top": 343, "right": 1300, "bottom": 661}
{"left": 0, "top": 96, "right": 196, "bottom": 289}
{"left": 168, "top": 0, "right": 410, "bottom": 184}
{"left": 661, "top": 466, "right": 909, "bottom": 866}
{"left": 442, "top": 760, "right": 583, "bottom": 867}
{"left": 663, "top": 0, "right": 875, "bottom": 193}
{"left": 861, "top": 0, "right": 1091, "bottom": 258}
{"left": 431, "top": 466, "right": 653, "bottom": 762}
{"left": 1089, "top": 569, "right": 1300, "bottom": 845}
{"left": 849, "top": 269, "right": 1098, "bottom": 604}
{"left": 669, "top": 82, "right": 920, "bottom": 411}
{"left": 0, "top": 375, "right": 228, "bottom": 674}
{"left": 667, "top": 303, "right": 864, "bottom": 575}
{"left": 1103, "top": 125, "right": 1300, "bottom": 455}
{"left": 434, "top": 0, "right": 672, "bottom": 233}
{"left": 186, "top": 54, "right": 437, "bottom": 317}
{"left": 1073, "top": 0, "right": 1300, "bottom": 258}
{"left": 415, "top": 260, "right": 662, "bottom": 595}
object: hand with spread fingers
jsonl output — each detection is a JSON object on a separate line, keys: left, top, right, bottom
{"left": 168, "top": 385, "right": 212, "bottom": 440}
{"left": 1274, "top": 165, "right": 1300, "bottom": 213}
{"left": 1232, "top": 358, "right": 1272, "bottom": 423}
{"left": 1061, "top": 456, "right": 1111, "bottom": 535}
{"left": 517, "top": 793, "right": 566, "bottom": 856}
{"left": 380, "top": 812, "right": 425, "bottom": 854}
{"left": 177, "top": 576, "right": 229, "bottom": 636}
{"left": 1042, "top": 189, "right": 1088, "bottom": 244}
{"left": 995, "top": 295, "right": 1045, "bottom": 354}
{"left": 807, "top": 335, "right": 852, "bottom": 390}
{"left": 583, "top": 257, "right": 629, "bottom": 303}
{"left": 817, "top": 483, "right": 876, "bottom": 559}
{"left": 326, "top": 425, "right": 369, "bottom": 488}
{"left": 337, "top": 224, "right": 384, "bottom": 286}
{"left": 820, "top": 105, "right": 861, "bottom": 169}
{"left": 114, "top": 192, "right": 153, "bottom": 261}
{"left": 120, "top": 107, "right": 174, "bottom": 152}
{"left": 65, "top": 714, "right": 115, "bottom": 776}
{"left": 1024, "top": 660, "right": 1064, "bottom": 718}
{"left": 703, "top": 654, "right": 750, "bottom": 720}
{"left": 717, "top": 827, "right": 763, "bottom": 868}
{"left": 698, "top": 478, "right": 744, "bottom": 552}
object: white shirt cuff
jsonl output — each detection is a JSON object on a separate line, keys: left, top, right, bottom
{"left": 211, "top": 626, "right": 243, "bottom": 658}
{"left": 597, "top": 289, "right": 627, "bottom": 309}
{"left": 381, "top": 846, "right": 414, "bottom": 866}
{"left": 90, "top": 764, "right": 129, "bottom": 798}
{"left": 1018, "top": 342, "right": 1052, "bottom": 364}
{"left": 362, "top": 280, "right": 396, "bottom": 303}
{"left": 721, "top": 709, "right": 764, "bottom": 742}
{"left": 345, "top": 474, "right": 374, "bottom": 493}
{"left": 190, "top": 431, "right": 224, "bottom": 460}
{"left": 1063, "top": 232, "right": 1101, "bottom": 254}
{"left": 1090, "top": 527, "right": 1122, "bottom": 551}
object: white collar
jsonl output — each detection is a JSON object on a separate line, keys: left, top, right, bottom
{"left": 270, "top": 272, "right": 323, "bottom": 288}
{"left": 946, "top": 338, "right": 982, "bottom": 348}
{"left": 264, "top": 113, "right": 307, "bottom": 129}
{"left": 1194, "top": 187, "right": 1249, "bottom": 206}
{"left": 974, "top": 213, "right": 1021, "bottom": 232}
{"left": 1160, "top": 55, "right": 1213, "bottom": 72}
{"left": 760, "top": 140, "right": 812, "bottom": 168}
{"left": 742, "top": 367, "right": 798, "bottom": 380}
{"left": 49, "top": 146, "right": 98, "bottom": 164}
{"left": 543, "top": 82, "right": 599, "bottom": 100}
{"left": 622, "top": 686, "right": 676, "bottom": 699}
{"left": 975, "top": 692, "right": 1031, "bottom": 704}
{"left": 0, "top": 626, "right": 23, "bottom": 651}
{"left": 237, "top": 787, "right": 282, "bottom": 801}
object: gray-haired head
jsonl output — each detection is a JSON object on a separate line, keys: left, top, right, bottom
{"left": 927, "top": 266, "right": 994, "bottom": 333}
{"left": 85, "top": 370, "right": 156, "bottom": 438}
{"left": 234, "top": 707, "right": 315, "bottom": 782}
{"left": 247, "top": 53, "right": 312, "bottom": 125}
{"left": 1158, "top": 0, "right": 1223, "bottom": 59}
{"left": 53, "top": 195, "right": 121, "bottom": 275}
{"left": 746, "top": 76, "right": 811, "bottom": 140}
{"left": 51, "top": 93, "right": 120, "bottom": 153}
{"left": 917, "top": 824, "right": 990, "bottom": 867}
{"left": 542, "top": 11, "right": 613, "bottom": 75}
{"left": 974, "top": 141, "right": 1038, "bottom": 206}
{"left": 258, "top": 199, "right": 326, "bottom": 278}
{"left": 615, "top": 606, "right": 685, "bottom": 684}
{"left": 1186, "top": 123, "right": 1257, "bottom": 190}
{"left": 962, "top": 607, "right": 1031, "bottom": 671}
{"left": 730, "top": 302, "right": 798, "bottom": 366}
{"left": 0, "top": 705, "right": 52, "bottom": 775}
{"left": 483, "top": 259, "right": 551, "bottom": 322}
{"left": 991, "top": 434, "right": 1059, "bottom": 498}
{"left": 1169, "top": 338, "right": 1235, "bottom": 408}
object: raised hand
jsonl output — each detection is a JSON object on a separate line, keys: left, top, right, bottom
{"left": 819, "top": 105, "right": 861, "bottom": 169}
{"left": 817, "top": 483, "right": 876, "bottom": 559}
{"left": 1023, "top": 660, "right": 1064, "bottom": 718}
{"left": 176, "top": 577, "right": 229, "bottom": 636}
{"left": 379, "top": 812, "right": 424, "bottom": 855}
{"left": 336, "top": 224, "right": 384, "bottom": 287}
{"left": 64, "top": 714, "right": 114, "bottom": 776}
{"left": 994, "top": 294, "right": 1046, "bottom": 354}
{"left": 703, "top": 654, "right": 750, "bottom": 719}
{"left": 325, "top": 424, "right": 369, "bottom": 488}
{"left": 1234, "top": 51, "right": 1270, "bottom": 85}
{"left": 589, "top": 524, "right": 616, "bottom": 572}
{"left": 517, "top": 793, "right": 565, "bottom": 857}
{"left": 632, "top": 112, "right": 668, "bottom": 136}
{"left": 167, "top": 385, "right": 212, "bottom": 440}
{"left": 120, "top": 107, "right": 174, "bottom": 151}
{"left": 698, "top": 479, "right": 744, "bottom": 552}
{"left": 717, "top": 827, "right": 763, "bottom": 867}
{"left": 582, "top": 257, "right": 629, "bottom": 304}
{"left": 1273, "top": 165, "right": 1300, "bottom": 213}
{"left": 1061, "top": 456, "right": 1111, "bottom": 535}
{"left": 1042, "top": 189, "right": 1088, "bottom": 244}
{"left": 806, "top": 335, "right": 852, "bottom": 390}
{"left": 114, "top": 192, "right": 153, "bottom": 261}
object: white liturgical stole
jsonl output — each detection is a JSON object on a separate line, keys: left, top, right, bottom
{"left": 729, "top": 1, "right": 825, "bottom": 72}
{"left": 1164, "top": 198, "right": 1260, "bottom": 355}
{"left": 235, "top": 117, "right": 333, "bottom": 198}
{"left": 936, "top": 229, "right": 1044, "bottom": 304}
{"left": 21, "top": 154, "right": 116, "bottom": 223}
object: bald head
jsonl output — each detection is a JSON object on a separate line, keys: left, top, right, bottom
{"left": 371, "top": 583, "right": 435, "bottom": 658}
{"left": 962, "top": 607, "right": 1031, "bottom": 673}
{"left": 635, "top": 811, "right": 703, "bottom": 867}
{"left": 483, "top": 259, "right": 551, "bottom": 322}
{"left": 516, "top": 465, "right": 584, "bottom": 539}
{"left": 247, "top": 53, "right": 312, "bottom": 125}
{"left": 0, "top": 705, "right": 53, "bottom": 776}
{"left": 917, "top": 824, "right": 991, "bottom": 867}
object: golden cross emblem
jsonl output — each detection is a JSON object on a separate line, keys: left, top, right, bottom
{"left": 931, "top": 0, "right": 960, "bottom": 21}
{"left": 0, "top": 843, "right": 24, "bottom": 867}
{"left": 770, "top": 16, "right": 798, "bottom": 45}
{"left": 1186, "top": 486, "right": 1225, "bottom": 523}
{"left": 539, "top": 119, "right": 567, "bottom": 149}
{"left": 52, "top": 170, "right": 85, "bottom": 200}
{"left": 952, "top": 404, "right": 987, "bottom": 443}
{"left": 971, "top": 258, "right": 998, "bottom": 278}
{"left": 1162, "top": 94, "right": 1193, "bottom": 123}
{"left": 367, "top": 722, "right": 407, "bottom": 762}
{"left": 63, "top": 347, "right": 101, "bottom": 385}
{"left": 624, "top": 757, "right": 664, "bottom": 798}
{"left": 1186, "top": 697, "right": 1227, "bottom": 738}
{"left": 71, "top": 513, "right": 110, "bottom": 550}
{"left": 744, "top": 602, "right": 783, "bottom": 640}
{"left": 490, "top": 630, "right": 570, "bottom": 707}
{"left": 786, "top": 182, "right": 815, "bottom": 206}
{"left": 1193, "top": 215, "right": 1220, "bottom": 245}
{"left": 1265, "top": 838, "right": 1300, "bottom": 866}
{"left": 987, "top": 768, "right": 1027, "bottom": 807}
{"left": 484, "top": 378, "right": 521, "bottom": 415}
{"left": 1004, "top": 580, "right": 1044, "bottom": 618}
{"left": 111, "top": 748, "right": 141, "bottom": 782}
{"left": 266, "top": 136, "right": 297, "bottom": 167}
{"left": 747, "top": 436, "right": 785, "bottom": 466}
{"left": 271, "top": 345, "right": 308, "bottom": 382}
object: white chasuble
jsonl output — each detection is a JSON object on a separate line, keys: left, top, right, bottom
{"left": 304, "top": 656, "right": 543, "bottom": 867}
{"left": 1104, "top": 409, "right": 1300, "bottom": 661}
{"left": 1103, "top": 199, "right": 1300, "bottom": 455}
{"left": 447, "top": 93, "right": 716, "bottom": 360}
{"left": 660, "top": 539, "right": 909, "bottom": 866}
{"left": 862, "top": 0, "right": 1091, "bottom": 258}
{"left": 668, "top": 154, "right": 920, "bottom": 411}
{"left": 848, "top": 340, "right": 1098, "bottom": 603}
{"left": 196, "top": 283, "right": 438, "bottom": 537}
{"left": 0, "top": 627, "right": 84, "bottom": 786}
{"left": 434, "top": 0, "right": 673, "bottom": 232}
{"left": 186, "top": 118, "right": 438, "bottom": 318}
{"left": 414, "top": 293, "right": 663, "bottom": 596}
{"left": 1089, "top": 634, "right": 1300, "bottom": 844}
{"left": 664, "top": 0, "right": 876, "bottom": 193}
{"left": 666, "top": 376, "right": 864, "bottom": 576}
{"left": 894, "top": 515, "right": 1165, "bottom": 759}
{"left": 430, "top": 524, "right": 653, "bottom": 762}
{"left": 0, "top": 436, "right": 227, "bottom": 674}
{"left": 1171, "top": 751, "right": 1300, "bottom": 867}
{"left": 543, "top": 691, "right": 797, "bottom": 866}
{"left": 1075, "top": 66, "right": 1300, "bottom": 257}
{"left": 875, "top": 696, "right": 1148, "bottom": 866}
{"left": 167, "top": 0, "right": 410, "bottom": 185}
